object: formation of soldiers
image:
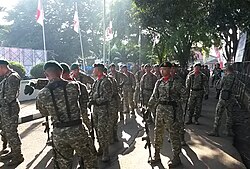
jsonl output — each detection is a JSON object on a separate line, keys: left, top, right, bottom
{"left": 0, "top": 58, "right": 238, "bottom": 168}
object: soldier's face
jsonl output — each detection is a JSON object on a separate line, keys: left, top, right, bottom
{"left": 160, "top": 67, "right": 171, "bottom": 76}
{"left": 110, "top": 66, "right": 116, "bottom": 72}
{"left": 93, "top": 67, "right": 99, "bottom": 77}
{"left": 194, "top": 66, "right": 200, "bottom": 73}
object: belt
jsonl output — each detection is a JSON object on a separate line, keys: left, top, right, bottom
{"left": 191, "top": 88, "right": 203, "bottom": 91}
{"left": 53, "top": 119, "right": 82, "bottom": 128}
{"left": 158, "top": 101, "right": 177, "bottom": 106}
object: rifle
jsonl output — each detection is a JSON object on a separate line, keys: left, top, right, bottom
{"left": 42, "top": 116, "right": 52, "bottom": 146}
{"left": 141, "top": 107, "right": 152, "bottom": 163}
{"left": 90, "top": 112, "right": 95, "bottom": 144}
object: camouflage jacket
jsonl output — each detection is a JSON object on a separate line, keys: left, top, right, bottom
{"left": 135, "top": 70, "right": 145, "bottom": 84}
{"left": 123, "top": 71, "right": 136, "bottom": 89}
{"left": 36, "top": 80, "right": 81, "bottom": 123}
{"left": 148, "top": 76, "right": 187, "bottom": 108}
{"left": 109, "top": 70, "right": 127, "bottom": 89}
{"left": 219, "top": 73, "right": 236, "bottom": 96}
{"left": 90, "top": 75, "right": 113, "bottom": 106}
{"left": 186, "top": 71, "right": 209, "bottom": 95}
{"left": 0, "top": 70, "right": 20, "bottom": 105}
{"left": 140, "top": 72, "right": 157, "bottom": 94}
{"left": 76, "top": 71, "right": 95, "bottom": 85}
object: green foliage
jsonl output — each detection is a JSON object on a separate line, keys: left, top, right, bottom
{"left": 9, "top": 61, "right": 26, "bottom": 78}
{"left": 30, "top": 63, "right": 45, "bottom": 78}
{"left": 3, "top": 0, "right": 103, "bottom": 63}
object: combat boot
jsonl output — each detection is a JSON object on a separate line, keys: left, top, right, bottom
{"left": 207, "top": 127, "right": 219, "bottom": 137}
{"left": 150, "top": 149, "right": 161, "bottom": 164}
{"left": 168, "top": 154, "right": 181, "bottom": 168}
{"left": 180, "top": 134, "right": 187, "bottom": 146}
{"left": 185, "top": 117, "right": 193, "bottom": 125}
{"left": 101, "top": 147, "right": 110, "bottom": 162}
{"left": 194, "top": 118, "right": 199, "bottom": 125}
{"left": 6, "top": 154, "right": 24, "bottom": 166}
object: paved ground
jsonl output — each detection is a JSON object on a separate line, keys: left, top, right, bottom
{"left": 0, "top": 89, "right": 248, "bottom": 169}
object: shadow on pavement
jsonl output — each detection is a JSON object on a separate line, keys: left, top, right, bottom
{"left": 26, "top": 144, "right": 48, "bottom": 169}
{"left": 20, "top": 121, "right": 43, "bottom": 139}
{"left": 33, "top": 149, "right": 53, "bottom": 169}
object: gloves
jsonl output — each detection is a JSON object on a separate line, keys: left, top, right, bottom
{"left": 204, "top": 94, "right": 208, "bottom": 100}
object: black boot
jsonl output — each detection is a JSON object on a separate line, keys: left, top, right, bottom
{"left": 185, "top": 117, "right": 193, "bottom": 125}
{"left": 207, "top": 127, "right": 219, "bottom": 137}
{"left": 168, "top": 154, "right": 181, "bottom": 168}
{"left": 150, "top": 149, "right": 161, "bottom": 164}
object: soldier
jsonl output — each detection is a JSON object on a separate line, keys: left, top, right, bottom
{"left": 89, "top": 63, "right": 113, "bottom": 162}
{"left": 171, "top": 63, "right": 187, "bottom": 146}
{"left": 134, "top": 64, "right": 145, "bottom": 107}
{"left": 109, "top": 63, "right": 127, "bottom": 120}
{"left": 153, "top": 64, "right": 162, "bottom": 80}
{"left": 140, "top": 64, "right": 157, "bottom": 123}
{"left": 211, "top": 63, "right": 222, "bottom": 88}
{"left": 148, "top": 62, "right": 187, "bottom": 168}
{"left": 185, "top": 63, "right": 209, "bottom": 125}
{"left": 104, "top": 67, "right": 120, "bottom": 144}
{"left": 70, "top": 63, "right": 95, "bottom": 86}
{"left": 208, "top": 65, "right": 236, "bottom": 137}
{"left": 36, "top": 61, "right": 97, "bottom": 169}
{"left": 60, "top": 63, "right": 91, "bottom": 131}
{"left": 121, "top": 65, "right": 136, "bottom": 118}
{"left": 0, "top": 59, "right": 24, "bottom": 166}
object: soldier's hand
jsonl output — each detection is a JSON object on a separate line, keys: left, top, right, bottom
{"left": 204, "top": 94, "right": 209, "bottom": 100}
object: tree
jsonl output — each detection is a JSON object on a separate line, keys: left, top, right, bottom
{"left": 3, "top": 0, "right": 103, "bottom": 63}
{"left": 133, "top": 0, "right": 215, "bottom": 67}
{"left": 207, "top": 0, "right": 250, "bottom": 62}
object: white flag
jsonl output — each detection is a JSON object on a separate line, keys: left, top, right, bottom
{"left": 105, "top": 21, "right": 113, "bottom": 41}
{"left": 73, "top": 11, "right": 79, "bottom": 33}
{"left": 36, "top": 0, "right": 44, "bottom": 26}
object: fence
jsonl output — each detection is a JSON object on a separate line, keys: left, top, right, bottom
{"left": 0, "top": 47, "right": 46, "bottom": 75}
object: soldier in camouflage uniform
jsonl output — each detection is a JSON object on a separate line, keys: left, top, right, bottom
{"left": 134, "top": 64, "right": 145, "bottom": 107}
{"left": 0, "top": 60, "right": 24, "bottom": 166}
{"left": 109, "top": 63, "right": 126, "bottom": 120}
{"left": 36, "top": 61, "right": 97, "bottom": 169}
{"left": 140, "top": 64, "right": 157, "bottom": 123}
{"left": 171, "top": 63, "right": 187, "bottom": 146}
{"left": 61, "top": 63, "right": 91, "bottom": 131}
{"left": 121, "top": 65, "right": 136, "bottom": 118}
{"left": 70, "top": 63, "right": 95, "bottom": 86}
{"left": 186, "top": 63, "right": 208, "bottom": 125}
{"left": 211, "top": 63, "right": 222, "bottom": 88}
{"left": 89, "top": 63, "right": 113, "bottom": 162}
{"left": 208, "top": 65, "right": 236, "bottom": 137}
{"left": 148, "top": 62, "right": 187, "bottom": 168}
{"left": 153, "top": 64, "right": 162, "bottom": 80}
{"left": 104, "top": 67, "right": 120, "bottom": 144}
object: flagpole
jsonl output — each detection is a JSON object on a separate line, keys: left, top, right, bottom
{"left": 75, "top": 2, "right": 85, "bottom": 71}
{"left": 103, "top": 0, "right": 106, "bottom": 64}
{"left": 42, "top": 21, "right": 47, "bottom": 61}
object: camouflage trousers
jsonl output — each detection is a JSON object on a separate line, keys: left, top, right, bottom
{"left": 123, "top": 88, "right": 135, "bottom": 114}
{"left": 109, "top": 99, "right": 119, "bottom": 143}
{"left": 93, "top": 105, "right": 110, "bottom": 151}
{"left": 0, "top": 102, "right": 22, "bottom": 157}
{"left": 154, "top": 104, "right": 181, "bottom": 156}
{"left": 213, "top": 98, "right": 234, "bottom": 130}
{"left": 52, "top": 125, "right": 97, "bottom": 169}
{"left": 134, "top": 83, "right": 140, "bottom": 105}
{"left": 187, "top": 91, "right": 204, "bottom": 120}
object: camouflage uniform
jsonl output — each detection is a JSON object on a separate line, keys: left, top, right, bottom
{"left": 186, "top": 71, "right": 208, "bottom": 124}
{"left": 209, "top": 73, "right": 236, "bottom": 136}
{"left": 90, "top": 75, "right": 113, "bottom": 161}
{"left": 140, "top": 72, "right": 157, "bottom": 106}
{"left": 134, "top": 70, "right": 145, "bottom": 106}
{"left": 76, "top": 71, "right": 95, "bottom": 86}
{"left": 123, "top": 71, "right": 136, "bottom": 115}
{"left": 0, "top": 70, "right": 23, "bottom": 164}
{"left": 148, "top": 76, "right": 187, "bottom": 164}
{"left": 212, "top": 67, "right": 222, "bottom": 87}
{"left": 107, "top": 75, "right": 120, "bottom": 143}
{"left": 37, "top": 80, "right": 97, "bottom": 169}
{"left": 154, "top": 71, "right": 162, "bottom": 80}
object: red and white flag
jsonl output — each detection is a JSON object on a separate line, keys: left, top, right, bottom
{"left": 73, "top": 10, "right": 79, "bottom": 33}
{"left": 106, "top": 21, "right": 113, "bottom": 41}
{"left": 36, "top": 0, "right": 44, "bottom": 26}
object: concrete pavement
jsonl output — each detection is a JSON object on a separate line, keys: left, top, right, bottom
{"left": 6, "top": 89, "right": 248, "bottom": 168}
